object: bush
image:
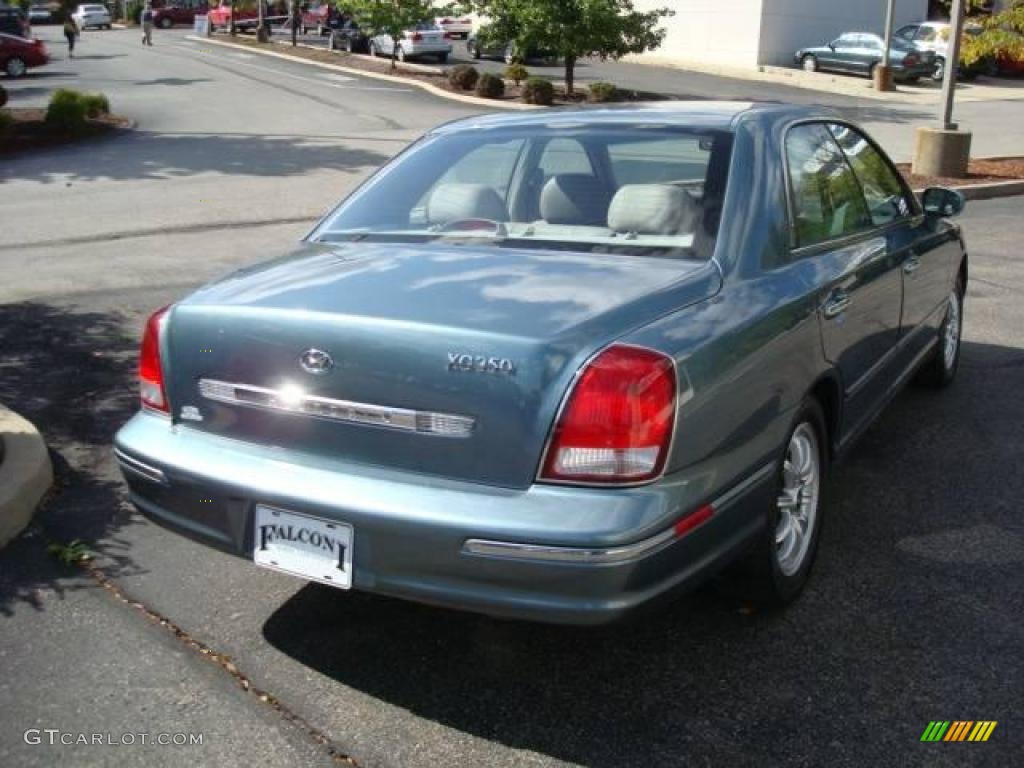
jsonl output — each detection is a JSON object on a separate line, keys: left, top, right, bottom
{"left": 81, "top": 92, "right": 110, "bottom": 118}
{"left": 588, "top": 82, "right": 620, "bottom": 103}
{"left": 447, "top": 64, "right": 479, "bottom": 91}
{"left": 0, "top": 84, "right": 7, "bottom": 109}
{"left": 475, "top": 72, "right": 505, "bottom": 99}
{"left": 522, "top": 77, "right": 554, "bottom": 106}
{"left": 503, "top": 63, "right": 528, "bottom": 86}
{"left": 0, "top": 109, "right": 12, "bottom": 137}
{"left": 45, "top": 89, "right": 88, "bottom": 131}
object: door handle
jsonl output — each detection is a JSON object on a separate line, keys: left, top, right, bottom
{"left": 903, "top": 256, "right": 921, "bottom": 274}
{"left": 823, "top": 290, "right": 851, "bottom": 319}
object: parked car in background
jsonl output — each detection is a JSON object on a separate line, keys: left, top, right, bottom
{"left": 152, "top": 1, "right": 208, "bottom": 29}
{"left": 895, "top": 20, "right": 984, "bottom": 81}
{"left": 795, "top": 33, "right": 936, "bottom": 82}
{"left": 435, "top": 12, "right": 472, "bottom": 39}
{"left": 0, "top": 4, "right": 30, "bottom": 37}
{"left": 368, "top": 22, "right": 451, "bottom": 62}
{"left": 328, "top": 17, "right": 368, "bottom": 53}
{"left": 27, "top": 4, "right": 55, "bottom": 24}
{"left": 1, "top": 30, "right": 48, "bottom": 76}
{"left": 114, "top": 102, "right": 969, "bottom": 625}
{"left": 71, "top": 3, "right": 112, "bottom": 29}
{"left": 206, "top": 0, "right": 258, "bottom": 32}
{"left": 466, "top": 31, "right": 555, "bottom": 64}
{"left": 300, "top": 1, "right": 341, "bottom": 36}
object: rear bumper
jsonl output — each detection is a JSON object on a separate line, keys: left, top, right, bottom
{"left": 403, "top": 42, "right": 452, "bottom": 56}
{"left": 114, "top": 412, "right": 773, "bottom": 624}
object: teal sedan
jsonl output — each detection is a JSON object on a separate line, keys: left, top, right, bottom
{"left": 796, "top": 32, "right": 937, "bottom": 82}
{"left": 114, "top": 103, "right": 968, "bottom": 624}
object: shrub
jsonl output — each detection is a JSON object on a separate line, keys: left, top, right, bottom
{"left": 0, "top": 84, "right": 7, "bottom": 109}
{"left": 45, "top": 89, "right": 88, "bottom": 132}
{"left": 503, "top": 63, "right": 528, "bottom": 86}
{"left": 0, "top": 109, "right": 12, "bottom": 137}
{"left": 475, "top": 72, "right": 505, "bottom": 99}
{"left": 588, "top": 82, "right": 619, "bottom": 103}
{"left": 447, "top": 64, "right": 479, "bottom": 91}
{"left": 81, "top": 92, "right": 110, "bottom": 118}
{"left": 522, "top": 77, "right": 554, "bottom": 106}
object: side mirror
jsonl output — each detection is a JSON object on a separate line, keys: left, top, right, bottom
{"left": 921, "top": 187, "right": 965, "bottom": 218}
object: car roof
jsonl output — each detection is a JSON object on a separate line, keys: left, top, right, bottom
{"left": 430, "top": 101, "right": 834, "bottom": 135}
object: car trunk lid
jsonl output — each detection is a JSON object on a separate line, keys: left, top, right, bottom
{"left": 165, "top": 242, "right": 718, "bottom": 489}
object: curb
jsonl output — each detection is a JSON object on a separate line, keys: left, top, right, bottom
{"left": 946, "top": 179, "right": 1024, "bottom": 201}
{"left": 186, "top": 35, "right": 540, "bottom": 111}
{"left": 0, "top": 405, "right": 52, "bottom": 549}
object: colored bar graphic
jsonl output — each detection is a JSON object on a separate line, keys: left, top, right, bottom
{"left": 922, "top": 721, "right": 996, "bottom": 742}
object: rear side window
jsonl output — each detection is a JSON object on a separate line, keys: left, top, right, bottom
{"left": 785, "top": 123, "right": 871, "bottom": 249}
{"left": 538, "top": 138, "right": 593, "bottom": 176}
{"left": 828, "top": 123, "right": 912, "bottom": 226}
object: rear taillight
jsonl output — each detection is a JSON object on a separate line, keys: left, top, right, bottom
{"left": 904, "top": 54, "right": 919, "bottom": 66}
{"left": 460, "top": 18, "right": 471, "bottom": 24}
{"left": 440, "top": 17, "right": 452, "bottom": 23}
{"left": 540, "top": 345, "right": 676, "bottom": 485}
{"left": 411, "top": 32, "right": 423, "bottom": 41}
{"left": 139, "top": 306, "right": 170, "bottom": 413}
{"left": 443, "top": 31, "right": 451, "bottom": 39}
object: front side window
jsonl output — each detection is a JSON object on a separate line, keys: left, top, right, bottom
{"left": 828, "top": 123, "right": 912, "bottom": 226}
{"left": 312, "top": 126, "right": 733, "bottom": 260}
{"left": 785, "top": 123, "right": 871, "bottom": 249}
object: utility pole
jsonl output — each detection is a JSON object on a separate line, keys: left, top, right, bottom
{"left": 939, "top": 0, "right": 966, "bottom": 129}
{"left": 876, "top": 0, "right": 896, "bottom": 91}
{"left": 912, "top": 0, "right": 972, "bottom": 178}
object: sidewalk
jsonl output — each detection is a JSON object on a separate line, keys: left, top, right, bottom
{"left": 0, "top": 531, "right": 338, "bottom": 767}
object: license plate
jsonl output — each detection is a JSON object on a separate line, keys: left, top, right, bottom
{"left": 253, "top": 505, "right": 353, "bottom": 589}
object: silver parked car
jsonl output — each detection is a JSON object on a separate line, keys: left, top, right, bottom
{"left": 368, "top": 21, "right": 451, "bottom": 63}
{"left": 71, "top": 3, "right": 112, "bottom": 30}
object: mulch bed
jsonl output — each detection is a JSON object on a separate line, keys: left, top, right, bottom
{"left": 214, "top": 33, "right": 666, "bottom": 106}
{"left": 897, "top": 157, "right": 1024, "bottom": 189}
{"left": 0, "top": 108, "right": 132, "bottom": 155}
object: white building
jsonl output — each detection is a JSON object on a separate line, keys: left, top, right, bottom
{"left": 633, "top": 0, "right": 930, "bottom": 69}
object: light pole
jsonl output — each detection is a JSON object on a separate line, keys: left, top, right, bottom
{"left": 911, "top": 0, "right": 971, "bottom": 178}
{"left": 876, "top": 0, "right": 897, "bottom": 91}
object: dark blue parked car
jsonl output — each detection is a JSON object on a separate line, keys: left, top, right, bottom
{"left": 796, "top": 32, "right": 937, "bottom": 82}
{"left": 115, "top": 103, "right": 968, "bottom": 624}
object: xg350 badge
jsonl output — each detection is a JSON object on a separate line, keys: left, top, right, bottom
{"left": 447, "top": 352, "right": 516, "bottom": 375}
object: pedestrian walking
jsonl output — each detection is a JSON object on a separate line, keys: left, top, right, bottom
{"left": 141, "top": 2, "right": 154, "bottom": 46}
{"left": 63, "top": 17, "right": 78, "bottom": 58}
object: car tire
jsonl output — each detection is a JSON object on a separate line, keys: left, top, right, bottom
{"left": 868, "top": 62, "right": 878, "bottom": 81}
{"left": 396, "top": 45, "right": 406, "bottom": 62}
{"left": 368, "top": 41, "right": 377, "bottom": 57}
{"left": 504, "top": 44, "right": 515, "bottom": 65}
{"left": 914, "top": 277, "right": 964, "bottom": 389}
{"left": 738, "top": 399, "right": 828, "bottom": 607}
{"left": 5, "top": 57, "right": 27, "bottom": 77}
{"left": 159, "top": 17, "right": 172, "bottom": 29}
{"left": 932, "top": 57, "right": 945, "bottom": 82}
{"left": 802, "top": 54, "right": 818, "bottom": 73}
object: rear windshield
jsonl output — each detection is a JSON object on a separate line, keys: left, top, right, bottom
{"left": 312, "top": 126, "right": 732, "bottom": 260}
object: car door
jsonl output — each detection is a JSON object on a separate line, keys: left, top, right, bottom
{"left": 853, "top": 34, "right": 884, "bottom": 74}
{"left": 822, "top": 34, "right": 857, "bottom": 71}
{"left": 785, "top": 122, "right": 903, "bottom": 435}
{"left": 827, "top": 123, "right": 957, "bottom": 360}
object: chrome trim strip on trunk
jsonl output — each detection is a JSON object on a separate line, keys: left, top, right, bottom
{"left": 114, "top": 448, "right": 169, "bottom": 486}
{"left": 197, "top": 378, "right": 475, "bottom": 438}
{"left": 464, "top": 462, "right": 776, "bottom": 564}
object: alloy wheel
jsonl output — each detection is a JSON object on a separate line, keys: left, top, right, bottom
{"left": 775, "top": 423, "right": 821, "bottom": 577}
{"left": 802, "top": 55, "right": 817, "bottom": 73}
{"left": 943, "top": 290, "right": 961, "bottom": 370}
{"left": 6, "top": 57, "right": 27, "bottom": 77}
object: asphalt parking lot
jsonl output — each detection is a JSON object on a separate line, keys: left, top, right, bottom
{"left": 1, "top": 27, "right": 1022, "bottom": 768}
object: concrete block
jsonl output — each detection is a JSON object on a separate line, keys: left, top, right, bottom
{"left": 912, "top": 128, "right": 973, "bottom": 178}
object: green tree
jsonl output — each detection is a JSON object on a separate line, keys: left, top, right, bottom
{"left": 470, "top": 0, "right": 672, "bottom": 96}
{"left": 961, "top": 4, "right": 1024, "bottom": 66}
{"left": 349, "top": 0, "right": 436, "bottom": 70}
